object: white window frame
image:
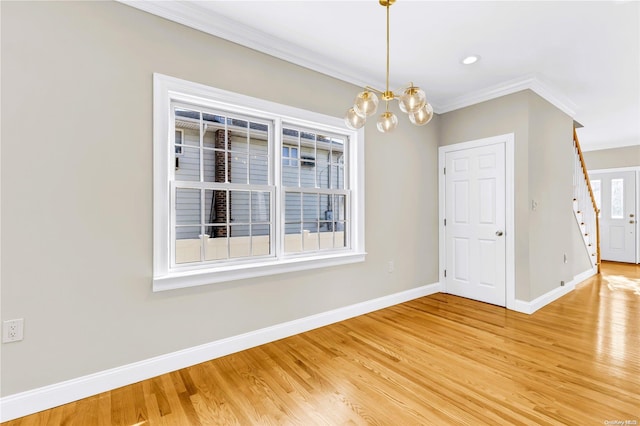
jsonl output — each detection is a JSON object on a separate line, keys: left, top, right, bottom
{"left": 153, "top": 74, "right": 365, "bottom": 291}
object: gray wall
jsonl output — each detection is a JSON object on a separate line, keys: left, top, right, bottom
{"left": 438, "top": 91, "right": 591, "bottom": 301}
{"left": 583, "top": 145, "right": 640, "bottom": 170}
{"left": 527, "top": 93, "right": 590, "bottom": 295}
{"left": 1, "top": 1, "right": 439, "bottom": 396}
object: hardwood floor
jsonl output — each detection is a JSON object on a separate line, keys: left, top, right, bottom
{"left": 4, "top": 262, "right": 639, "bottom": 425}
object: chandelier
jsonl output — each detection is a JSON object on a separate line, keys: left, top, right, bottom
{"left": 345, "top": 0, "right": 433, "bottom": 133}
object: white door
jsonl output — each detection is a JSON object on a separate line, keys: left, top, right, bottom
{"left": 591, "top": 171, "right": 637, "bottom": 263}
{"left": 444, "top": 143, "right": 506, "bottom": 306}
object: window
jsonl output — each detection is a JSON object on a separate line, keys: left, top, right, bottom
{"left": 282, "top": 146, "right": 298, "bottom": 167}
{"left": 611, "top": 178, "right": 624, "bottom": 219}
{"left": 153, "top": 74, "right": 365, "bottom": 291}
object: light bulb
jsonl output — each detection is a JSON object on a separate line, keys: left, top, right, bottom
{"left": 409, "top": 103, "right": 434, "bottom": 126}
{"left": 354, "top": 90, "right": 379, "bottom": 117}
{"left": 345, "top": 108, "right": 366, "bottom": 129}
{"left": 399, "top": 86, "right": 426, "bottom": 114}
{"left": 376, "top": 111, "right": 398, "bottom": 133}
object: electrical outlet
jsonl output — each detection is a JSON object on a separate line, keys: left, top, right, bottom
{"left": 387, "top": 260, "right": 395, "bottom": 273}
{"left": 3, "top": 319, "right": 24, "bottom": 343}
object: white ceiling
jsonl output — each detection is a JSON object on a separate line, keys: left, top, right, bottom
{"left": 123, "top": 0, "right": 640, "bottom": 152}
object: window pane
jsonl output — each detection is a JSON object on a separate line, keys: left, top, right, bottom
{"left": 249, "top": 155, "right": 268, "bottom": 185}
{"left": 331, "top": 137, "right": 346, "bottom": 150}
{"left": 203, "top": 189, "right": 222, "bottom": 228}
{"left": 175, "top": 147, "right": 200, "bottom": 182}
{"left": 230, "top": 153, "right": 248, "bottom": 184}
{"left": 175, "top": 188, "right": 200, "bottom": 225}
{"left": 284, "top": 228, "right": 302, "bottom": 253}
{"left": 251, "top": 225, "right": 270, "bottom": 256}
{"left": 319, "top": 230, "right": 333, "bottom": 250}
{"left": 334, "top": 225, "right": 347, "bottom": 248}
{"left": 331, "top": 165, "right": 345, "bottom": 189}
{"left": 335, "top": 195, "right": 346, "bottom": 221}
{"left": 202, "top": 114, "right": 221, "bottom": 148}
{"left": 284, "top": 128, "right": 299, "bottom": 139}
{"left": 611, "top": 179, "right": 624, "bottom": 219}
{"left": 285, "top": 192, "right": 301, "bottom": 223}
{"left": 284, "top": 192, "right": 301, "bottom": 253}
{"left": 230, "top": 190, "right": 250, "bottom": 224}
{"left": 175, "top": 108, "right": 201, "bottom": 147}
{"left": 204, "top": 230, "right": 228, "bottom": 261}
{"left": 303, "top": 193, "right": 319, "bottom": 222}
{"left": 303, "top": 221, "right": 319, "bottom": 252}
{"left": 226, "top": 119, "right": 250, "bottom": 157}
{"left": 316, "top": 159, "right": 330, "bottom": 189}
{"left": 248, "top": 129, "right": 268, "bottom": 154}
{"left": 202, "top": 128, "right": 215, "bottom": 149}
{"left": 319, "top": 199, "right": 333, "bottom": 233}
{"left": 300, "top": 146, "right": 316, "bottom": 188}
{"left": 201, "top": 148, "right": 214, "bottom": 183}
{"left": 175, "top": 226, "right": 202, "bottom": 264}
{"left": 232, "top": 131, "right": 249, "bottom": 153}
{"left": 229, "top": 227, "right": 250, "bottom": 258}
{"left": 282, "top": 160, "right": 299, "bottom": 186}
{"left": 231, "top": 118, "right": 248, "bottom": 130}
{"left": 251, "top": 191, "right": 270, "bottom": 223}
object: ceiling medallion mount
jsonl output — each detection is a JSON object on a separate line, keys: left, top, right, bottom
{"left": 345, "top": 0, "right": 433, "bottom": 133}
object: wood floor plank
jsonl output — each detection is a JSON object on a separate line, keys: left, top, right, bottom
{"left": 3, "top": 261, "right": 639, "bottom": 425}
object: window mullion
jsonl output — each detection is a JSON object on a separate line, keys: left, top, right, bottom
{"left": 200, "top": 188, "right": 206, "bottom": 262}
{"left": 246, "top": 125, "right": 250, "bottom": 186}
{"left": 314, "top": 135, "right": 318, "bottom": 189}
{"left": 297, "top": 132, "right": 302, "bottom": 188}
{"left": 274, "top": 118, "right": 283, "bottom": 260}
{"left": 224, "top": 118, "right": 229, "bottom": 184}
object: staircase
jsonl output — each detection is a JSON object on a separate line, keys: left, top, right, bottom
{"left": 572, "top": 128, "right": 600, "bottom": 273}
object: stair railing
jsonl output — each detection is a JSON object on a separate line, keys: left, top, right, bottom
{"left": 573, "top": 128, "right": 601, "bottom": 273}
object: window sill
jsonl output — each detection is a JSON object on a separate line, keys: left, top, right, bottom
{"left": 153, "top": 252, "right": 366, "bottom": 292}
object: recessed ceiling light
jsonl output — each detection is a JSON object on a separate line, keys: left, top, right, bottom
{"left": 461, "top": 55, "right": 480, "bottom": 65}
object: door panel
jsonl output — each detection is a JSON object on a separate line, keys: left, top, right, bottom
{"left": 591, "top": 171, "right": 637, "bottom": 263}
{"left": 445, "top": 142, "right": 506, "bottom": 306}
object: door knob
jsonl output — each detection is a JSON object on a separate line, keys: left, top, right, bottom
{"left": 631, "top": 220, "right": 636, "bottom": 224}
{"left": 496, "top": 230, "right": 504, "bottom": 236}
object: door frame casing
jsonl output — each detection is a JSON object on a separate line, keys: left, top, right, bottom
{"left": 438, "top": 133, "right": 516, "bottom": 310}
{"left": 588, "top": 166, "right": 640, "bottom": 264}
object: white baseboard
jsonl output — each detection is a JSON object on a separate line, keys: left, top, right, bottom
{"left": 513, "top": 267, "right": 597, "bottom": 314}
{"left": 0, "top": 281, "right": 441, "bottom": 422}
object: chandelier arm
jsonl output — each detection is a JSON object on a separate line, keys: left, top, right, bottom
{"left": 364, "top": 86, "right": 385, "bottom": 95}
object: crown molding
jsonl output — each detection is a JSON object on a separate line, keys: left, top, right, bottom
{"left": 118, "top": 1, "right": 577, "bottom": 118}
{"left": 435, "top": 74, "right": 577, "bottom": 117}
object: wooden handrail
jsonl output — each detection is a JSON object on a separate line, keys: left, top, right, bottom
{"left": 573, "top": 128, "right": 601, "bottom": 273}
